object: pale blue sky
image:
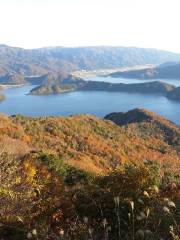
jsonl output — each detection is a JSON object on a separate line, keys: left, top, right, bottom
{"left": 0, "top": 0, "right": 180, "bottom": 52}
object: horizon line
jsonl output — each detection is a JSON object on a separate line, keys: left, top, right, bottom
{"left": 0, "top": 43, "right": 180, "bottom": 54}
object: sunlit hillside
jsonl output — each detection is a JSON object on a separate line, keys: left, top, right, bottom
{"left": 0, "top": 109, "right": 179, "bottom": 239}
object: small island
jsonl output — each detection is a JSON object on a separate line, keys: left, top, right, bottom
{"left": 79, "top": 80, "right": 174, "bottom": 94}
{"left": 28, "top": 72, "right": 177, "bottom": 100}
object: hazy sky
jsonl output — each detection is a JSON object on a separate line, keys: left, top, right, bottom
{"left": 0, "top": 0, "right": 180, "bottom": 52}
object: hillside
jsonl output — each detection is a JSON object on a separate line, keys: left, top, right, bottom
{"left": 0, "top": 73, "right": 26, "bottom": 85}
{"left": 109, "top": 61, "right": 180, "bottom": 80}
{"left": 0, "top": 71, "right": 84, "bottom": 86}
{"left": 167, "top": 86, "right": 180, "bottom": 101}
{"left": 0, "top": 108, "right": 179, "bottom": 174}
{"left": 1, "top": 45, "right": 180, "bottom": 76}
{"left": 0, "top": 109, "right": 179, "bottom": 239}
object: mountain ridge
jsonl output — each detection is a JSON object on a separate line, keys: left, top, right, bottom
{"left": 1, "top": 45, "right": 180, "bottom": 76}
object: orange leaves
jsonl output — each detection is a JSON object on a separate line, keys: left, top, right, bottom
{"left": 21, "top": 134, "right": 32, "bottom": 143}
{"left": 24, "top": 160, "right": 37, "bottom": 183}
{"left": 52, "top": 209, "right": 63, "bottom": 223}
{"left": 0, "top": 113, "right": 177, "bottom": 176}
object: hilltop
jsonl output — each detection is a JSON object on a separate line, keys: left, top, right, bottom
{"left": 105, "top": 108, "right": 177, "bottom": 126}
{"left": 105, "top": 108, "right": 180, "bottom": 147}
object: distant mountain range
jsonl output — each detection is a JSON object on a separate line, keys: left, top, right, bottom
{"left": 1, "top": 44, "right": 180, "bottom": 75}
{"left": 109, "top": 61, "right": 180, "bottom": 79}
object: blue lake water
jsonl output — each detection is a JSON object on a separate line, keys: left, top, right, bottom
{"left": 0, "top": 76, "right": 179, "bottom": 124}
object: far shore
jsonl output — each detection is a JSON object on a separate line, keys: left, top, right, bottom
{"left": 72, "top": 64, "right": 154, "bottom": 78}
{"left": 0, "top": 84, "right": 29, "bottom": 89}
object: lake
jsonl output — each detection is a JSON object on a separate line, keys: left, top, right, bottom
{"left": 0, "top": 76, "right": 180, "bottom": 125}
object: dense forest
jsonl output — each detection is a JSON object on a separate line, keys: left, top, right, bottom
{"left": 0, "top": 109, "right": 179, "bottom": 239}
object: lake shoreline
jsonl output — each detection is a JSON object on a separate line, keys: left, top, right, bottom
{"left": 0, "top": 84, "right": 179, "bottom": 125}
{"left": 0, "top": 84, "right": 28, "bottom": 89}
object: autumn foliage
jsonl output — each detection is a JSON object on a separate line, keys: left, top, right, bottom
{"left": 0, "top": 110, "right": 179, "bottom": 239}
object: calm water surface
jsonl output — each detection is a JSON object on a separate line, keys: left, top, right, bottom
{"left": 0, "top": 79, "right": 179, "bottom": 125}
